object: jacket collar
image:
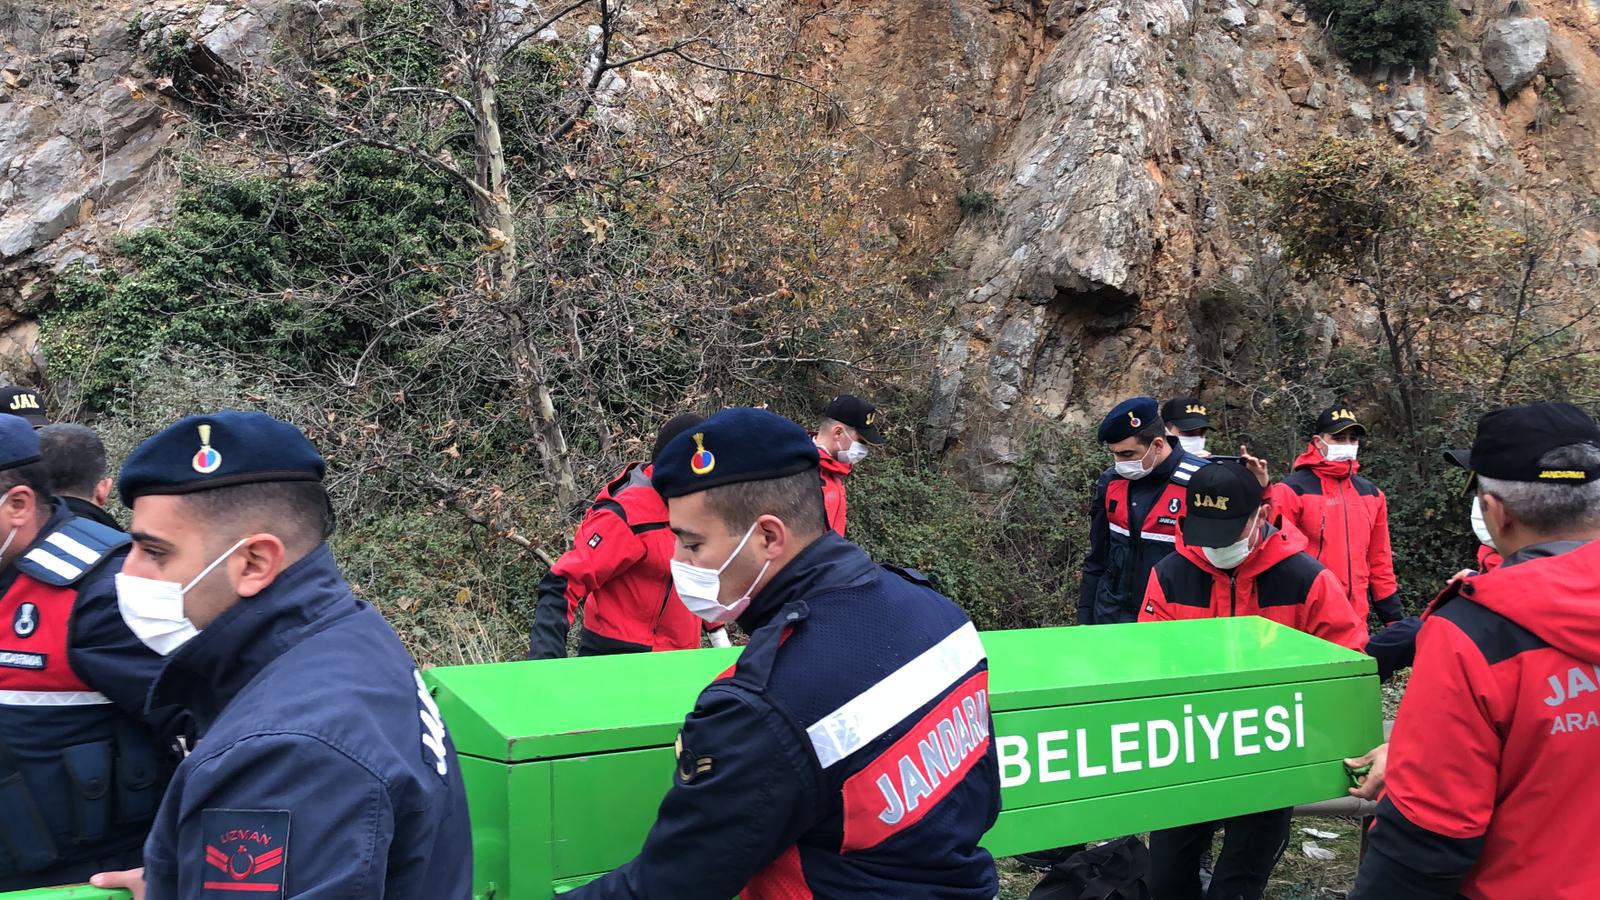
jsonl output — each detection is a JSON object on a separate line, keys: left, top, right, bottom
{"left": 0, "top": 498, "right": 75, "bottom": 597}
{"left": 814, "top": 442, "right": 854, "bottom": 477}
{"left": 149, "top": 544, "right": 359, "bottom": 729}
{"left": 736, "top": 531, "right": 876, "bottom": 633}
{"left": 62, "top": 495, "right": 123, "bottom": 531}
{"left": 1503, "top": 540, "right": 1590, "bottom": 568}
{"left": 1117, "top": 442, "right": 1187, "bottom": 484}
{"left": 1291, "top": 442, "right": 1359, "bottom": 481}
{"left": 1176, "top": 522, "right": 1302, "bottom": 578}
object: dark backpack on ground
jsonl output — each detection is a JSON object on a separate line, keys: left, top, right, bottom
{"left": 1027, "top": 836, "right": 1151, "bottom": 900}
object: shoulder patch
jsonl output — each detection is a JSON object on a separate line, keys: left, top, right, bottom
{"left": 1255, "top": 551, "right": 1327, "bottom": 608}
{"left": 415, "top": 670, "right": 450, "bottom": 778}
{"left": 881, "top": 564, "right": 932, "bottom": 587}
{"left": 1434, "top": 597, "right": 1548, "bottom": 666}
{"left": 16, "top": 517, "right": 131, "bottom": 587}
{"left": 674, "top": 731, "right": 715, "bottom": 784}
{"left": 201, "top": 808, "right": 290, "bottom": 896}
{"left": 1350, "top": 474, "right": 1382, "bottom": 497}
{"left": 1282, "top": 469, "right": 1323, "bottom": 496}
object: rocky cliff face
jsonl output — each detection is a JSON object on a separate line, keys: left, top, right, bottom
{"left": 2, "top": 0, "right": 1597, "bottom": 471}
{"left": 0, "top": 1, "right": 346, "bottom": 369}
{"left": 904, "top": 0, "right": 1600, "bottom": 479}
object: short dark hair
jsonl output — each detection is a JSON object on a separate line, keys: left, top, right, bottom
{"left": 0, "top": 460, "right": 55, "bottom": 520}
{"left": 700, "top": 469, "right": 827, "bottom": 538}
{"left": 653, "top": 412, "right": 706, "bottom": 465}
{"left": 178, "top": 480, "right": 335, "bottom": 556}
{"left": 38, "top": 423, "right": 107, "bottom": 499}
{"left": 1131, "top": 417, "right": 1167, "bottom": 446}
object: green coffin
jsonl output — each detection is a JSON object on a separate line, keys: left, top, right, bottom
{"left": 428, "top": 617, "right": 1382, "bottom": 899}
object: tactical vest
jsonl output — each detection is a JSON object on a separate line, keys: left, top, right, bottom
{"left": 1105, "top": 477, "right": 1190, "bottom": 546}
{"left": 0, "top": 517, "right": 165, "bottom": 879}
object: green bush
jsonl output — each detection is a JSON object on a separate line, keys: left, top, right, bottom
{"left": 44, "top": 152, "right": 474, "bottom": 409}
{"left": 1311, "top": 0, "right": 1460, "bottom": 67}
{"left": 334, "top": 506, "right": 544, "bottom": 666}
{"left": 849, "top": 426, "right": 1104, "bottom": 631}
{"left": 956, "top": 191, "right": 997, "bottom": 215}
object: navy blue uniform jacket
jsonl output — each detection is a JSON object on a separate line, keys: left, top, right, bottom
{"left": 139, "top": 546, "right": 473, "bottom": 899}
{"left": 567, "top": 532, "right": 1001, "bottom": 900}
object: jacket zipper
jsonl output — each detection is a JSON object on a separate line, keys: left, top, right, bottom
{"left": 1338, "top": 479, "right": 1353, "bottom": 597}
{"left": 1229, "top": 573, "right": 1238, "bottom": 617}
{"left": 651, "top": 589, "right": 673, "bottom": 646}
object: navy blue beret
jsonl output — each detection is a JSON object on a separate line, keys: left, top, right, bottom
{"left": 118, "top": 411, "right": 326, "bottom": 506}
{"left": 652, "top": 407, "right": 818, "bottom": 499}
{"left": 1097, "top": 396, "right": 1160, "bottom": 443}
{"left": 0, "top": 414, "right": 41, "bottom": 472}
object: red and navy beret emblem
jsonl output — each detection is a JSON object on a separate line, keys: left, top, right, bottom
{"left": 690, "top": 432, "right": 716, "bottom": 476}
{"left": 201, "top": 808, "right": 289, "bottom": 896}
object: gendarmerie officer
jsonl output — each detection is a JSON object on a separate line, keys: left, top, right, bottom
{"left": 1080, "top": 396, "right": 1209, "bottom": 625}
{"left": 90, "top": 411, "right": 472, "bottom": 899}
{"left": 0, "top": 416, "right": 174, "bottom": 890}
{"left": 566, "top": 407, "right": 1000, "bottom": 899}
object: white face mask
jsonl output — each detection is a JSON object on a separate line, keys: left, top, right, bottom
{"left": 1202, "top": 515, "right": 1259, "bottom": 570}
{"left": 1322, "top": 441, "right": 1359, "bottom": 462}
{"left": 1471, "top": 496, "right": 1496, "bottom": 549}
{"left": 670, "top": 522, "right": 771, "bottom": 626}
{"left": 1176, "top": 435, "right": 1207, "bottom": 456}
{"left": 115, "top": 537, "right": 249, "bottom": 656}
{"left": 837, "top": 440, "right": 870, "bottom": 465}
{"left": 1115, "top": 442, "right": 1157, "bottom": 481}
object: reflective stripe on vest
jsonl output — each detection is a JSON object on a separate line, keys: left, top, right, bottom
{"left": 806, "top": 622, "right": 986, "bottom": 768}
{"left": 0, "top": 689, "right": 111, "bottom": 706}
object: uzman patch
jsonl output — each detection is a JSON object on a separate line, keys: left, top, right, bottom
{"left": 200, "top": 808, "right": 290, "bottom": 896}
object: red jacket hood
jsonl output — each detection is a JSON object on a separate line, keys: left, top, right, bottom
{"left": 1290, "top": 441, "right": 1360, "bottom": 482}
{"left": 817, "top": 445, "right": 853, "bottom": 477}
{"left": 600, "top": 461, "right": 668, "bottom": 519}
{"left": 1175, "top": 520, "right": 1309, "bottom": 579}
{"left": 1450, "top": 540, "right": 1600, "bottom": 663}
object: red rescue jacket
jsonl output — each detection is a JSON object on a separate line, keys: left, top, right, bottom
{"left": 818, "top": 448, "right": 852, "bottom": 537}
{"left": 1476, "top": 543, "right": 1502, "bottom": 573}
{"left": 528, "top": 463, "right": 709, "bottom": 658}
{"left": 1139, "top": 521, "right": 1368, "bottom": 652}
{"left": 1352, "top": 540, "right": 1600, "bottom": 900}
{"left": 1266, "top": 445, "right": 1401, "bottom": 622}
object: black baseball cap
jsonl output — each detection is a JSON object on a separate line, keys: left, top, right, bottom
{"left": 823, "top": 394, "right": 886, "bottom": 445}
{"left": 1182, "top": 462, "right": 1264, "bottom": 548}
{"left": 1444, "top": 402, "right": 1600, "bottom": 489}
{"left": 0, "top": 386, "right": 48, "bottom": 428}
{"left": 1313, "top": 403, "right": 1366, "bottom": 437}
{"left": 1162, "top": 397, "right": 1211, "bottom": 431}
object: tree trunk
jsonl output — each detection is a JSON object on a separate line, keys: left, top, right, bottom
{"left": 471, "top": 55, "right": 578, "bottom": 510}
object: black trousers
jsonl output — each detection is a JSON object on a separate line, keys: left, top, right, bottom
{"left": 1147, "top": 807, "right": 1292, "bottom": 900}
